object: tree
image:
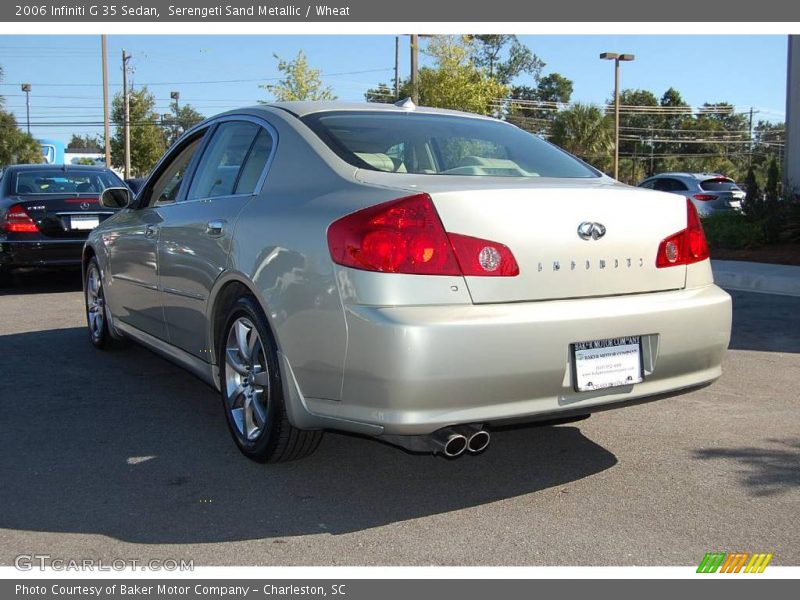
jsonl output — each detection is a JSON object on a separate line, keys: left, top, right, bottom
{"left": 110, "top": 86, "right": 167, "bottom": 177}
{"left": 364, "top": 82, "right": 395, "bottom": 104}
{"left": 0, "top": 111, "right": 42, "bottom": 166}
{"left": 0, "top": 65, "right": 42, "bottom": 167}
{"left": 164, "top": 103, "right": 204, "bottom": 146}
{"left": 69, "top": 133, "right": 102, "bottom": 150}
{"left": 413, "top": 36, "right": 508, "bottom": 115}
{"left": 765, "top": 156, "right": 781, "bottom": 203}
{"left": 470, "top": 35, "right": 544, "bottom": 85}
{"left": 260, "top": 51, "right": 336, "bottom": 102}
{"left": 550, "top": 103, "right": 614, "bottom": 171}
{"left": 508, "top": 72, "right": 573, "bottom": 134}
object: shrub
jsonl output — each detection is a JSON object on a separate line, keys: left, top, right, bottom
{"left": 702, "top": 212, "right": 766, "bottom": 250}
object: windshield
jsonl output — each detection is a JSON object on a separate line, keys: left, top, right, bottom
{"left": 13, "top": 169, "right": 124, "bottom": 195}
{"left": 302, "top": 111, "right": 599, "bottom": 178}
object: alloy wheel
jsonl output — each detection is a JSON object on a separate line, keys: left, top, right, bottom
{"left": 224, "top": 317, "right": 270, "bottom": 441}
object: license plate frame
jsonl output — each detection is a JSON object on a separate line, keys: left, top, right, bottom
{"left": 570, "top": 336, "right": 644, "bottom": 393}
{"left": 69, "top": 215, "right": 100, "bottom": 230}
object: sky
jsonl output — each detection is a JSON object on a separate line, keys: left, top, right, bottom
{"left": 0, "top": 34, "right": 789, "bottom": 142}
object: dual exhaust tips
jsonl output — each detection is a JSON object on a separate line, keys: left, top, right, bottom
{"left": 431, "top": 425, "right": 491, "bottom": 458}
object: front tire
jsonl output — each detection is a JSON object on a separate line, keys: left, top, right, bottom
{"left": 219, "top": 295, "right": 323, "bottom": 463}
{"left": 84, "top": 258, "right": 113, "bottom": 348}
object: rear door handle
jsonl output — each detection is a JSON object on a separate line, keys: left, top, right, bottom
{"left": 144, "top": 225, "right": 158, "bottom": 238}
{"left": 206, "top": 220, "right": 226, "bottom": 236}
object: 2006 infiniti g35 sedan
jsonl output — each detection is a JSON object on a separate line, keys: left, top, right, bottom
{"left": 83, "top": 100, "right": 732, "bottom": 462}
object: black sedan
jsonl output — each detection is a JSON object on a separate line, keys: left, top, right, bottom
{"left": 0, "top": 164, "right": 126, "bottom": 283}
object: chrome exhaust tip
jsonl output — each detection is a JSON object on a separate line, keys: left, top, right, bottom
{"left": 431, "top": 428, "right": 468, "bottom": 457}
{"left": 467, "top": 429, "right": 490, "bottom": 453}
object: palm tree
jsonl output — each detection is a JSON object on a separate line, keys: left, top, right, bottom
{"left": 550, "top": 103, "right": 614, "bottom": 169}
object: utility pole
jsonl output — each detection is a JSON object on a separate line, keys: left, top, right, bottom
{"left": 394, "top": 36, "right": 400, "bottom": 100}
{"left": 122, "top": 49, "right": 132, "bottom": 179}
{"left": 20, "top": 83, "right": 31, "bottom": 135}
{"left": 410, "top": 34, "right": 419, "bottom": 104}
{"left": 748, "top": 106, "right": 754, "bottom": 168}
{"left": 101, "top": 35, "right": 111, "bottom": 168}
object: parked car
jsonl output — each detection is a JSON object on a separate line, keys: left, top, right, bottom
{"left": 124, "top": 178, "right": 146, "bottom": 196}
{"left": 83, "top": 101, "right": 732, "bottom": 462}
{"left": 638, "top": 172, "right": 745, "bottom": 217}
{"left": 1, "top": 164, "right": 126, "bottom": 283}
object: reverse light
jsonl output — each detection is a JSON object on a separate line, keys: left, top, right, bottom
{"left": 447, "top": 233, "right": 519, "bottom": 277}
{"left": 2, "top": 204, "right": 39, "bottom": 233}
{"left": 327, "top": 194, "right": 518, "bottom": 277}
{"left": 656, "top": 199, "right": 709, "bottom": 268}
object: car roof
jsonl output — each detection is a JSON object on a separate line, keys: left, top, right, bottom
{"left": 252, "top": 100, "right": 496, "bottom": 121}
{"left": 5, "top": 163, "right": 113, "bottom": 173}
{"left": 647, "top": 172, "right": 729, "bottom": 181}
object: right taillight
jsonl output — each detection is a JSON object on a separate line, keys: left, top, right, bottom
{"left": 327, "top": 193, "right": 518, "bottom": 277}
{"left": 2, "top": 204, "right": 39, "bottom": 233}
{"left": 656, "top": 199, "right": 709, "bottom": 268}
{"left": 693, "top": 193, "right": 717, "bottom": 202}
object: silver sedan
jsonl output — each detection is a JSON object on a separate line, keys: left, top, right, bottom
{"left": 83, "top": 101, "right": 732, "bottom": 462}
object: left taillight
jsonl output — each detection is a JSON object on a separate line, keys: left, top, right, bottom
{"left": 656, "top": 199, "right": 709, "bottom": 268}
{"left": 326, "top": 193, "right": 519, "bottom": 277}
{"left": 2, "top": 204, "right": 39, "bottom": 233}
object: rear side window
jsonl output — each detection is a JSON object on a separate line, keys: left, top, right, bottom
{"left": 700, "top": 178, "right": 740, "bottom": 192}
{"left": 187, "top": 121, "right": 259, "bottom": 200}
{"left": 652, "top": 178, "right": 688, "bottom": 192}
{"left": 302, "top": 111, "right": 598, "bottom": 178}
{"left": 234, "top": 130, "right": 274, "bottom": 195}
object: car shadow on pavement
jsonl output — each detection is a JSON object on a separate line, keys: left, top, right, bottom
{"left": 692, "top": 438, "right": 800, "bottom": 497}
{"left": 0, "top": 326, "right": 617, "bottom": 545}
{"left": 0, "top": 268, "right": 83, "bottom": 296}
{"left": 728, "top": 290, "right": 800, "bottom": 353}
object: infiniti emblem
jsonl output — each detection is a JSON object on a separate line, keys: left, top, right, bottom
{"left": 80, "top": 202, "right": 91, "bottom": 211}
{"left": 577, "top": 221, "right": 606, "bottom": 240}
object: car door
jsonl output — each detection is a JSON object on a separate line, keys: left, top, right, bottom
{"left": 105, "top": 132, "right": 207, "bottom": 340}
{"left": 157, "top": 118, "right": 276, "bottom": 359}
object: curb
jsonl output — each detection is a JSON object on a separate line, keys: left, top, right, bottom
{"left": 711, "top": 260, "right": 800, "bottom": 297}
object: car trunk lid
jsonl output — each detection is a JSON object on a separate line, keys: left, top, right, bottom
{"left": 7, "top": 195, "right": 115, "bottom": 239}
{"left": 355, "top": 172, "right": 688, "bottom": 303}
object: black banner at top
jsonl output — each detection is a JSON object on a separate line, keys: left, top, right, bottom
{"left": 2, "top": 0, "right": 800, "bottom": 22}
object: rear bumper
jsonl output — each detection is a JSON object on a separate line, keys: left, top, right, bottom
{"left": 0, "top": 239, "right": 85, "bottom": 268}
{"left": 301, "top": 284, "right": 732, "bottom": 435}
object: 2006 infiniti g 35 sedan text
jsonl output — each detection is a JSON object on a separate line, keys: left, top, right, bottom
{"left": 83, "top": 101, "right": 732, "bottom": 462}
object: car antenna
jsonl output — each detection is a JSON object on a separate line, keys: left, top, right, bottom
{"left": 394, "top": 97, "right": 416, "bottom": 111}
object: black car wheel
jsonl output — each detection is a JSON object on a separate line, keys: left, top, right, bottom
{"left": 84, "top": 257, "right": 112, "bottom": 348}
{"left": 219, "top": 294, "right": 323, "bottom": 463}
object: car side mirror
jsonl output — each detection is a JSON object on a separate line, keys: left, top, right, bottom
{"left": 100, "top": 187, "right": 132, "bottom": 209}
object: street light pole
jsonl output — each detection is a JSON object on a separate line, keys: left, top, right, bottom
{"left": 600, "top": 52, "right": 635, "bottom": 181}
{"left": 21, "top": 83, "right": 31, "bottom": 135}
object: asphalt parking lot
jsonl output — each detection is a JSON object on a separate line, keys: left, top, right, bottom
{"left": 0, "top": 269, "right": 798, "bottom": 566}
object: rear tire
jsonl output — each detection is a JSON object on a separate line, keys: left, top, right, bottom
{"left": 0, "top": 267, "right": 12, "bottom": 287}
{"left": 219, "top": 294, "right": 323, "bottom": 463}
{"left": 84, "top": 258, "right": 113, "bottom": 349}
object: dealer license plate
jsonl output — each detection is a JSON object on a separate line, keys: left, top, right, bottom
{"left": 571, "top": 336, "right": 644, "bottom": 392}
{"left": 69, "top": 215, "right": 100, "bottom": 230}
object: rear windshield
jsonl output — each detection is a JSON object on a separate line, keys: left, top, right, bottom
{"left": 700, "top": 178, "right": 741, "bottom": 192}
{"left": 13, "top": 169, "right": 123, "bottom": 195}
{"left": 302, "top": 111, "right": 599, "bottom": 178}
